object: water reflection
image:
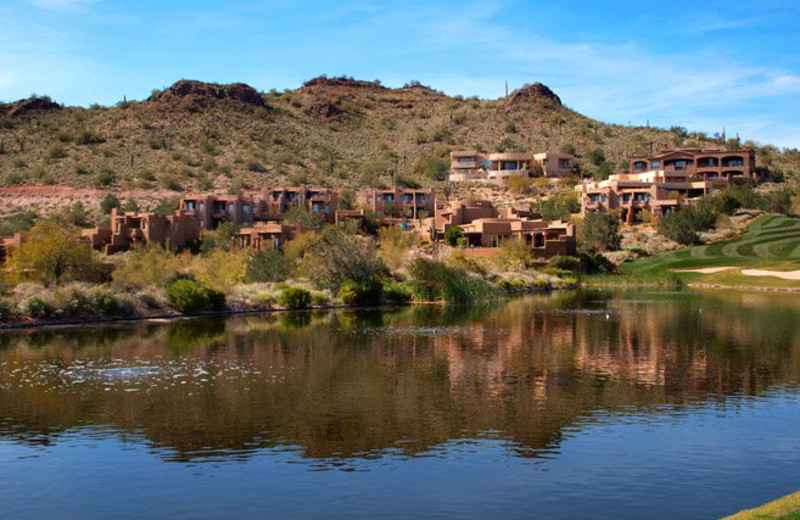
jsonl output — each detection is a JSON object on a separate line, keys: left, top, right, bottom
{"left": 1, "top": 290, "right": 800, "bottom": 465}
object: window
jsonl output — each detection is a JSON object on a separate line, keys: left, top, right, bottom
{"left": 650, "top": 160, "right": 660, "bottom": 168}
{"left": 243, "top": 205, "right": 251, "bottom": 214}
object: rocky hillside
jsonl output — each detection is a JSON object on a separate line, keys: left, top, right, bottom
{"left": 0, "top": 77, "right": 796, "bottom": 199}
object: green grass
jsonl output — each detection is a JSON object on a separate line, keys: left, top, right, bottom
{"left": 614, "top": 215, "right": 800, "bottom": 288}
{"left": 722, "top": 490, "right": 800, "bottom": 520}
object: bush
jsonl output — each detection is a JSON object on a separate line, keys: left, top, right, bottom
{"left": 20, "top": 296, "right": 53, "bottom": 319}
{"left": 580, "top": 212, "right": 620, "bottom": 252}
{"left": 165, "top": 278, "right": 225, "bottom": 314}
{"left": 444, "top": 226, "right": 463, "bottom": 246}
{"left": 100, "top": 194, "right": 120, "bottom": 214}
{"left": 246, "top": 250, "right": 294, "bottom": 283}
{"left": 338, "top": 279, "right": 383, "bottom": 306}
{"left": 578, "top": 252, "right": 615, "bottom": 275}
{"left": 383, "top": 281, "right": 413, "bottom": 303}
{"left": 279, "top": 287, "right": 311, "bottom": 309}
{"left": 311, "top": 292, "right": 330, "bottom": 307}
{"left": 547, "top": 255, "right": 581, "bottom": 272}
{"left": 94, "top": 169, "right": 114, "bottom": 187}
{"left": 657, "top": 201, "right": 716, "bottom": 245}
{"left": 408, "top": 258, "right": 500, "bottom": 305}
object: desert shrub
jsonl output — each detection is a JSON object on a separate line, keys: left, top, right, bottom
{"left": 338, "top": 279, "right": 383, "bottom": 306}
{"left": 90, "top": 290, "right": 135, "bottom": 317}
{"left": 493, "top": 237, "right": 532, "bottom": 271}
{"left": 75, "top": 130, "right": 105, "bottom": 145}
{"left": 279, "top": 287, "right": 311, "bottom": 309}
{"left": 547, "top": 255, "right": 581, "bottom": 272}
{"left": 311, "top": 292, "right": 330, "bottom": 306}
{"left": 191, "top": 249, "right": 249, "bottom": 292}
{"left": 413, "top": 155, "right": 449, "bottom": 181}
{"left": 301, "top": 228, "right": 385, "bottom": 290}
{"left": 657, "top": 201, "right": 716, "bottom": 245}
{"left": 100, "top": 194, "right": 120, "bottom": 214}
{"left": 0, "top": 211, "right": 37, "bottom": 236}
{"left": 47, "top": 143, "right": 68, "bottom": 159}
{"left": 0, "top": 297, "right": 14, "bottom": 321}
{"left": 112, "top": 246, "right": 186, "bottom": 290}
{"left": 94, "top": 169, "right": 114, "bottom": 187}
{"left": 378, "top": 226, "right": 413, "bottom": 272}
{"left": 444, "top": 226, "right": 463, "bottom": 246}
{"left": 711, "top": 193, "right": 742, "bottom": 216}
{"left": 579, "top": 252, "right": 615, "bottom": 274}
{"left": 166, "top": 278, "right": 225, "bottom": 314}
{"left": 246, "top": 250, "right": 294, "bottom": 283}
{"left": 20, "top": 296, "right": 53, "bottom": 319}
{"left": 383, "top": 281, "right": 413, "bottom": 303}
{"left": 580, "top": 212, "right": 621, "bottom": 252}
{"left": 538, "top": 191, "right": 580, "bottom": 221}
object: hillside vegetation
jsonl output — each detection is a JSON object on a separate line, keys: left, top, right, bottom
{"left": 1, "top": 77, "right": 798, "bottom": 197}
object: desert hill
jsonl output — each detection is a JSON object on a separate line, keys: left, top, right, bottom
{"left": 0, "top": 77, "right": 796, "bottom": 203}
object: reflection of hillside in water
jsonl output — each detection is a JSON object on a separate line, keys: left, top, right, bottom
{"left": 1, "top": 290, "right": 799, "bottom": 464}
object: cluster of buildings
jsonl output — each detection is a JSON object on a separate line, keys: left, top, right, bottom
{"left": 73, "top": 184, "right": 575, "bottom": 259}
{"left": 449, "top": 151, "right": 575, "bottom": 182}
{"left": 578, "top": 148, "right": 757, "bottom": 224}
{"left": 0, "top": 146, "right": 759, "bottom": 262}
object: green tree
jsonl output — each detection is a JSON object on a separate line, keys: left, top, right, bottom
{"left": 580, "top": 212, "right": 621, "bottom": 252}
{"left": 123, "top": 198, "right": 140, "bottom": 212}
{"left": 100, "top": 194, "right": 121, "bottom": 214}
{"left": 9, "top": 219, "right": 102, "bottom": 286}
{"left": 246, "top": 250, "right": 294, "bottom": 283}
{"left": 444, "top": 226, "right": 464, "bottom": 246}
{"left": 413, "top": 155, "right": 449, "bottom": 181}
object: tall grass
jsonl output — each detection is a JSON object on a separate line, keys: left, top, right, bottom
{"left": 408, "top": 258, "right": 502, "bottom": 305}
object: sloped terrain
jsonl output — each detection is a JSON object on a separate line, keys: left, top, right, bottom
{"left": 0, "top": 77, "right": 796, "bottom": 200}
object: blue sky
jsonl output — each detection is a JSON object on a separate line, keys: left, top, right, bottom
{"left": 2, "top": 0, "right": 799, "bottom": 147}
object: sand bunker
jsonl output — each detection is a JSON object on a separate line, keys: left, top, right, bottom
{"left": 740, "top": 269, "right": 800, "bottom": 280}
{"left": 673, "top": 267, "right": 734, "bottom": 274}
{"left": 674, "top": 266, "right": 800, "bottom": 280}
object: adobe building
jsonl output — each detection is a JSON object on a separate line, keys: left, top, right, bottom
{"left": 629, "top": 148, "right": 756, "bottom": 182}
{"left": 362, "top": 187, "right": 435, "bottom": 221}
{"left": 82, "top": 208, "right": 200, "bottom": 253}
{"left": 426, "top": 199, "right": 576, "bottom": 259}
{"left": 231, "top": 222, "right": 299, "bottom": 252}
{"left": 580, "top": 148, "right": 757, "bottom": 224}
{"left": 180, "top": 192, "right": 255, "bottom": 229}
{"left": 449, "top": 150, "right": 574, "bottom": 182}
{"left": 257, "top": 185, "right": 339, "bottom": 223}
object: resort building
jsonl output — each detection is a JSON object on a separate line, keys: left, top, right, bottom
{"left": 180, "top": 192, "right": 255, "bottom": 229}
{"left": 579, "top": 148, "right": 757, "bottom": 224}
{"left": 230, "top": 222, "right": 299, "bottom": 252}
{"left": 533, "top": 152, "right": 574, "bottom": 178}
{"left": 362, "top": 187, "right": 435, "bottom": 221}
{"left": 82, "top": 208, "right": 201, "bottom": 253}
{"left": 449, "top": 151, "right": 574, "bottom": 182}
{"left": 426, "top": 199, "right": 576, "bottom": 259}
{"left": 629, "top": 148, "right": 756, "bottom": 181}
{"left": 257, "top": 185, "right": 339, "bottom": 223}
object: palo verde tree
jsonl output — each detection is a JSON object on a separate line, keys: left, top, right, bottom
{"left": 8, "top": 219, "right": 102, "bottom": 286}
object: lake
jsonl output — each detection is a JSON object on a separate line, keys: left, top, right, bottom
{"left": 1, "top": 289, "right": 799, "bottom": 519}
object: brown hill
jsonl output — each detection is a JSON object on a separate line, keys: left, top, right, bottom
{"left": 0, "top": 77, "right": 793, "bottom": 204}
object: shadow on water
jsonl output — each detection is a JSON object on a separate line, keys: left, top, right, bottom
{"left": 1, "top": 289, "right": 800, "bottom": 465}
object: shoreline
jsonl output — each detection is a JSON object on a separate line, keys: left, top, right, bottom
{"left": 0, "top": 284, "right": 575, "bottom": 333}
